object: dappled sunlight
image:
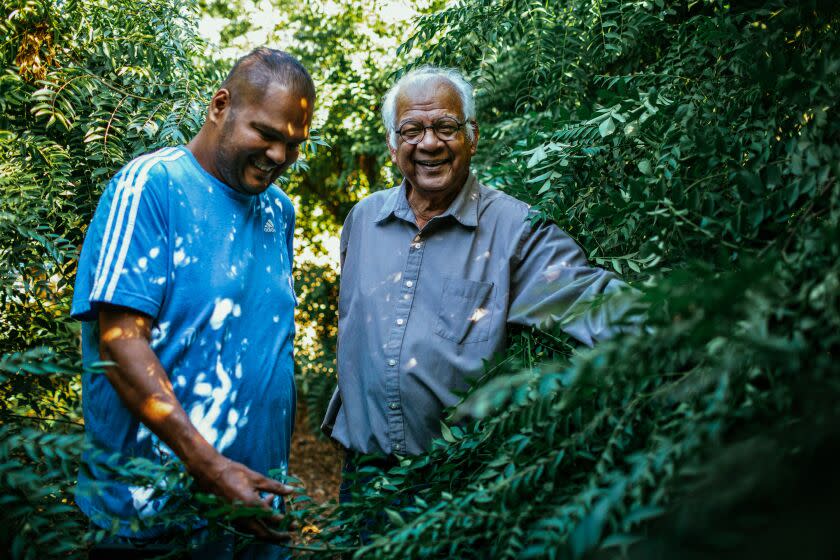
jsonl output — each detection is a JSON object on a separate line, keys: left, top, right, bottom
{"left": 209, "top": 298, "right": 240, "bottom": 330}
{"left": 469, "top": 307, "right": 489, "bottom": 323}
{"left": 141, "top": 396, "right": 175, "bottom": 422}
{"left": 187, "top": 354, "right": 239, "bottom": 452}
{"left": 543, "top": 261, "right": 570, "bottom": 283}
{"left": 1, "top": 0, "right": 836, "bottom": 557}
{"left": 101, "top": 326, "right": 124, "bottom": 342}
{"left": 102, "top": 316, "right": 150, "bottom": 343}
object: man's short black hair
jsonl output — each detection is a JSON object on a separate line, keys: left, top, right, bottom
{"left": 221, "top": 47, "right": 315, "bottom": 107}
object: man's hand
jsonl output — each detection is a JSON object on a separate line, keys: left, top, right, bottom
{"left": 98, "top": 304, "right": 296, "bottom": 542}
{"left": 194, "top": 455, "right": 296, "bottom": 542}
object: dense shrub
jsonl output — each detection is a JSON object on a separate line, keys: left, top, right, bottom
{"left": 1, "top": 0, "right": 211, "bottom": 555}
{"left": 308, "top": 1, "right": 840, "bottom": 558}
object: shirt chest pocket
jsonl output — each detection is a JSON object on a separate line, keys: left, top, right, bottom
{"left": 434, "top": 277, "right": 495, "bottom": 344}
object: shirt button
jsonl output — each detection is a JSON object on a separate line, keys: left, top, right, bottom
{"left": 405, "top": 280, "right": 413, "bottom": 288}
{"left": 388, "top": 359, "right": 396, "bottom": 366}
{"left": 394, "top": 443, "right": 401, "bottom": 451}
{"left": 388, "top": 402, "right": 399, "bottom": 410}
{"left": 396, "top": 318, "right": 405, "bottom": 326}
{"left": 413, "top": 243, "right": 422, "bottom": 249}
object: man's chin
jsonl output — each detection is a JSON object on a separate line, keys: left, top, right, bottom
{"left": 239, "top": 172, "right": 276, "bottom": 194}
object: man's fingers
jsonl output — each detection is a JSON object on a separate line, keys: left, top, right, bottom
{"left": 256, "top": 477, "right": 295, "bottom": 497}
{"left": 258, "top": 494, "right": 287, "bottom": 524}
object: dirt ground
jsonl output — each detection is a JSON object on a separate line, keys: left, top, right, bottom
{"left": 288, "top": 405, "right": 343, "bottom": 504}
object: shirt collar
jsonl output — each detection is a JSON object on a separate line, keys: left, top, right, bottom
{"left": 374, "top": 173, "right": 480, "bottom": 228}
{"left": 373, "top": 182, "right": 410, "bottom": 224}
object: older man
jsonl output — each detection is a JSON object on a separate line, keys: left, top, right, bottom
{"left": 322, "top": 66, "right": 628, "bottom": 462}
{"left": 71, "top": 48, "right": 312, "bottom": 554}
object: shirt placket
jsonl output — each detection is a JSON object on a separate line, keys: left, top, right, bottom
{"left": 384, "top": 231, "right": 425, "bottom": 454}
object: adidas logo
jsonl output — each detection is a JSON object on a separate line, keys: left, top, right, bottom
{"left": 264, "top": 219, "right": 275, "bottom": 233}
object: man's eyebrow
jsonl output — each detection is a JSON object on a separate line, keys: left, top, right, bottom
{"left": 253, "top": 122, "right": 307, "bottom": 142}
{"left": 253, "top": 122, "right": 285, "bottom": 138}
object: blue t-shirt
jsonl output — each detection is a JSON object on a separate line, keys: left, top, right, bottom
{"left": 71, "top": 146, "right": 297, "bottom": 536}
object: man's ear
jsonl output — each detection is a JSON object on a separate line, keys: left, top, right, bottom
{"left": 387, "top": 132, "right": 398, "bottom": 164}
{"left": 208, "top": 88, "right": 232, "bottom": 125}
{"left": 469, "top": 121, "right": 480, "bottom": 155}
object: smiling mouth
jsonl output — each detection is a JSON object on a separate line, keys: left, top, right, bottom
{"left": 415, "top": 159, "right": 449, "bottom": 169}
{"left": 252, "top": 159, "right": 277, "bottom": 173}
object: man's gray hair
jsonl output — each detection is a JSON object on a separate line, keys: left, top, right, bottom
{"left": 381, "top": 66, "right": 476, "bottom": 148}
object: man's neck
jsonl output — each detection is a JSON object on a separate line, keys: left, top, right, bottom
{"left": 405, "top": 181, "right": 464, "bottom": 230}
{"left": 186, "top": 132, "right": 217, "bottom": 179}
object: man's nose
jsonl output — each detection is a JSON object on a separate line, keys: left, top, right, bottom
{"left": 266, "top": 142, "right": 287, "bottom": 164}
{"left": 418, "top": 126, "right": 444, "bottom": 149}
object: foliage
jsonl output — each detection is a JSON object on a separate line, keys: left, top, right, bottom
{"left": 304, "top": 0, "right": 840, "bottom": 558}
{"left": 1, "top": 0, "right": 838, "bottom": 558}
{"left": 294, "top": 254, "right": 339, "bottom": 432}
{"left": 0, "top": 0, "right": 211, "bottom": 555}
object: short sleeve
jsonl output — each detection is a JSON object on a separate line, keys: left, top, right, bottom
{"left": 71, "top": 156, "right": 170, "bottom": 321}
{"left": 508, "top": 219, "right": 631, "bottom": 346}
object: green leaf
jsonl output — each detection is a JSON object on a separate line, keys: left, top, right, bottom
{"left": 527, "top": 145, "right": 547, "bottom": 168}
{"left": 441, "top": 423, "right": 456, "bottom": 443}
{"left": 537, "top": 180, "right": 552, "bottom": 194}
{"left": 598, "top": 117, "right": 616, "bottom": 138}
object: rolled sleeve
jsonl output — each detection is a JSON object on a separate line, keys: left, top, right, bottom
{"left": 508, "top": 220, "right": 630, "bottom": 346}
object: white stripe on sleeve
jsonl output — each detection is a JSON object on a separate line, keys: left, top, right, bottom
{"left": 92, "top": 147, "right": 181, "bottom": 301}
{"left": 102, "top": 149, "right": 184, "bottom": 301}
{"left": 91, "top": 151, "right": 158, "bottom": 298}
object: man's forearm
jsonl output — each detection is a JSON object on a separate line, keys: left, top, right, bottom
{"left": 98, "top": 308, "right": 226, "bottom": 479}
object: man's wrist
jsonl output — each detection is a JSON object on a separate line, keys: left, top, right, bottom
{"left": 181, "top": 440, "right": 228, "bottom": 484}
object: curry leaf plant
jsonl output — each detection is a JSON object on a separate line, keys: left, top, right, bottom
{"left": 0, "top": 0, "right": 211, "bottom": 555}
{"left": 306, "top": 1, "right": 840, "bottom": 558}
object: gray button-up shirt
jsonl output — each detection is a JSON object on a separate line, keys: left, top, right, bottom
{"left": 322, "top": 174, "right": 628, "bottom": 455}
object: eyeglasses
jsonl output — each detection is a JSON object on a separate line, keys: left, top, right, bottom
{"left": 396, "top": 117, "right": 467, "bottom": 145}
